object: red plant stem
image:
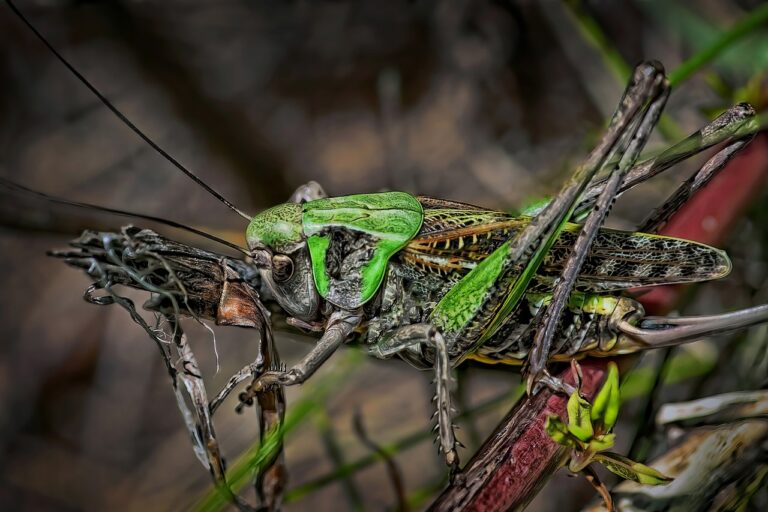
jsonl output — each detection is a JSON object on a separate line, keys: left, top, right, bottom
{"left": 428, "top": 133, "right": 768, "bottom": 512}
{"left": 428, "top": 360, "right": 608, "bottom": 512}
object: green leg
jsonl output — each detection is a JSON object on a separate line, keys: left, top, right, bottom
{"left": 429, "top": 62, "right": 666, "bottom": 364}
{"left": 528, "top": 104, "right": 756, "bottom": 393}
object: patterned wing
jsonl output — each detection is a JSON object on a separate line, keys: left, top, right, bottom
{"left": 402, "top": 197, "right": 731, "bottom": 291}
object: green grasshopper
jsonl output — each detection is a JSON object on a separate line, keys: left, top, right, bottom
{"left": 237, "top": 64, "right": 768, "bottom": 470}
{"left": 5, "top": 1, "right": 768, "bottom": 480}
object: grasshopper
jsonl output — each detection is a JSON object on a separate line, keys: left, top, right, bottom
{"left": 5, "top": 0, "right": 768, "bottom": 486}
{"left": 237, "top": 64, "right": 768, "bottom": 470}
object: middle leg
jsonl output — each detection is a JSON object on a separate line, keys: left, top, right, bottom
{"left": 371, "top": 324, "right": 460, "bottom": 474}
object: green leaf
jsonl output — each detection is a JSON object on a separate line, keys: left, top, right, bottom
{"left": 591, "top": 362, "right": 620, "bottom": 432}
{"left": 665, "top": 2, "right": 768, "bottom": 86}
{"left": 594, "top": 452, "right": 673, "bottom": 485}
{"left": 545, "top": 415, "right": 575, "bottom": 447}
{"left": 588, "top": 433, "right": 615, "bottom": 453}
{"left": 567, "top": 392, "right": 594, "bottom": 442}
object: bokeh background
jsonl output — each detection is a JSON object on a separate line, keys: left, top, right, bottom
{"left": 1, "top": 0, "right": 767, "bottom": 510}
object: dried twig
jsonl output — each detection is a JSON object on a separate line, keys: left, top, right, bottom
{"left": 50, "top": 226, "right": 286, "bottom": 510}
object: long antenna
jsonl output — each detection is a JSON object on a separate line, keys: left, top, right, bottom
{"left": 0, "top": 176, "right": 250, "bottom": 255}
{"left": 6, "top": 0, "right": 252, "bottom": 221}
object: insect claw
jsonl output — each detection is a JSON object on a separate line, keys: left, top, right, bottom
{"left": 449, "top": 463, "right": 464, "bottom": 485}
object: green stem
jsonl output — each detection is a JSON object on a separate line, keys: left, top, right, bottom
{"left": 316, "top": 410, "right": 365, "bottom": 511}
{"left": 566, "top": 1, "right": 768, "bottom": 142}
{"left": 565, "top": 0, "right": 632, "bottom": 85}
{"left": 191, "top": 351, "right": 362, "bottom": 512}
{"left": 564, "top": 0, "right": 683, "bottom": 141}
{"left": 668, "top": 3, "right": 768, "bottom": 86}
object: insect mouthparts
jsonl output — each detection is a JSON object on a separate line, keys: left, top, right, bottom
{"left": 250, "top": 249, "right": 272, "bottom": 268}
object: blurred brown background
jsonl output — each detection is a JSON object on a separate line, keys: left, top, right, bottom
{"left": 0, "top": 1, "right": 767, "bottom": 510}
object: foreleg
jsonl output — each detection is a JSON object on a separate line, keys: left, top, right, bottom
{"left": 243, "top": 309, "right": 361, "bottom": 394}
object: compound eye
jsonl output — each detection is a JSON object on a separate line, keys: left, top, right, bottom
{"left": 271, "top": 254, "right": 294, "bottom": 283}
